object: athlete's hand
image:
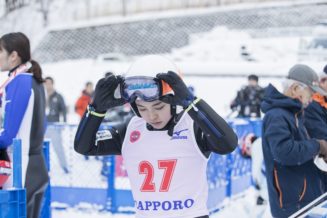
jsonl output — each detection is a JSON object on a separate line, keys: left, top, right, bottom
{"left": 156, "top": 71, "right": 195, "bottom": 108}
{"left": 92, "top": 73, "right": 126, "bottom": 112}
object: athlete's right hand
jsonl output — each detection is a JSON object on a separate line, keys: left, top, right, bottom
{"left": 91, "top": 73, "right": 126, "bottom": 112}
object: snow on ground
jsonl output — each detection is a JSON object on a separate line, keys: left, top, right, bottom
{"left": 212, "top": 187, "right": 271, "bottom": 218}
{"left": 53, "top": 209, "right": 132, "bottom": 218}
{"left": 37, "top": 23, "right": 309, "bottom": 124}
{"left": 170, "top": 26, "right": 300, "bottom": 63}
{"left": 35, "top": 16, "right": 326, "bottom": 124}
{"left": 51, "top": 187, "right": 270, "bottom": 218}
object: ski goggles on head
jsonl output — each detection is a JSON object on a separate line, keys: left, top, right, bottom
{"left": 121, "top": 76, "right": 173, "bottom": 102}
{"left": 121, "top": 76, "right": 162, "bottom": 102}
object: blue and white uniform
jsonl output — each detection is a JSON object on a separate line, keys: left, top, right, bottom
{"left": 0, "top": 72, "right": 48, "bottom": 217}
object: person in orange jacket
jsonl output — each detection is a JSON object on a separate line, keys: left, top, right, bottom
{"left": 75, "top": 81, "right": 94, "bottom": 118}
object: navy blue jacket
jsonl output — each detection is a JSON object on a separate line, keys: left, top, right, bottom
{"left": 261, "top": 84, "right": 323, "bottom": 218}
{"left": 304, "top": 96, "right": 327, "bottom": 192}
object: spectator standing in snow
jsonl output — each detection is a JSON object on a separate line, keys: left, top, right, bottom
{"left": 44, "top": 76, "right": 67, "bottom": 122}
{"left": 75, "top": 81, "right": 94, "bottom": 118}
{"left": 230, "top": 74, "right": 264, "bottom": 118}
{"left": 44, "top": 76, "right": 69, "bottom": 173}
{"left": 261, "top": 64, "right": 327, "bottom": 217}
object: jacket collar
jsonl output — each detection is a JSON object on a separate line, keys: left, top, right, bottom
{"left": 261, "top": 84, "right": 302, "bottom": 114}
{"left": 312, "top": 93, "right": 327, "bottom": 109}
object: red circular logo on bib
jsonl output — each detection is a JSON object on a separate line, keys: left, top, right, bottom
{"left": 130, "top": 130, "right": 141, "bottom": 143}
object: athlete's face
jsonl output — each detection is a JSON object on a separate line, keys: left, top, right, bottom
{"left": 0, "top": 45, "right": 11, "bottom": 72}
{"left": 135, "top": 99, "right": 172, "bottom": 129}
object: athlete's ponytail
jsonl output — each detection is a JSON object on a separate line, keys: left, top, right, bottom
{"left": 28, "top": 59, "right": 44, "bottom": 83}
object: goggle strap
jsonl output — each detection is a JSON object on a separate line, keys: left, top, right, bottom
{"left": 153, "top": 77, "right": 163, "bottom": 96}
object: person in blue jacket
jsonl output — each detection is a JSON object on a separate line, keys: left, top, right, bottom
{"left": 0, "top": 32, "right": 48, "bottom": 218}
{"left": 261, "top": 64, "right": 327, "bottom": 217}
{"left": 304, "top": 64, "right": 327, "bottom": 191}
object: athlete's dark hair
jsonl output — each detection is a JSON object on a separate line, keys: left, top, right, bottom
{"left": 0, "top": 32, "right": 44, "bottom": 83}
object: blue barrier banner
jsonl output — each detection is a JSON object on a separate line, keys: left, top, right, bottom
{"left": 52, "top": 186, "right": 107, "bottom": 206}
{"left": 106, "top": 155, "right": 116, "bottom": 212}
{"left": 0, "top": 139, "right": 27, "bottom": 218}
{"left": 41, "top": 140, "right": 51, "bottom": 218}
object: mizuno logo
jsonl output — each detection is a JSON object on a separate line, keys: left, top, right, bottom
{"left": 171, "top": 128, "right": 188, "bottom": 140}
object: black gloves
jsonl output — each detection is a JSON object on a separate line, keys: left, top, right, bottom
{"left": 92, "top": 73, "right": 126, "bottom": 113}
{"left": 156, "top": 71, "right": 195, "bottom": 108}
{"left": 92, "top": 71, "right": 195, "bottom": 113}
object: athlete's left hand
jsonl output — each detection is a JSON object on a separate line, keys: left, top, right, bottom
{"left": 156, "top": 71, "right": 195, "bottom": 108}
{"left": 92, "top": 73, "right": 126, "bottom": 112}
